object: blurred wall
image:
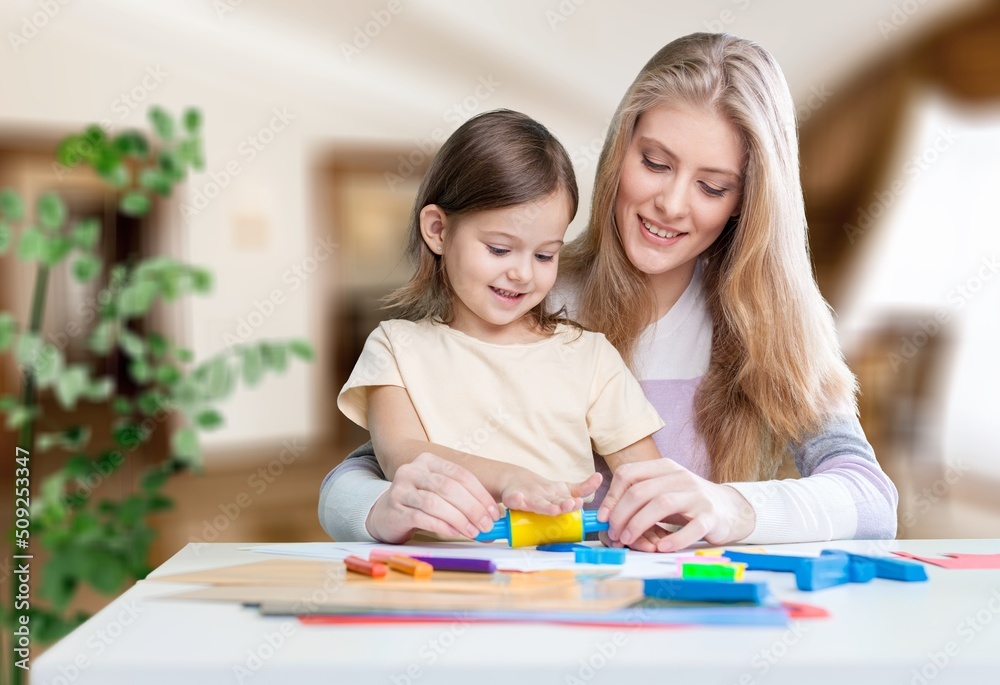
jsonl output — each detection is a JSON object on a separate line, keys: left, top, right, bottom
{"left": 1, "top": 0, "right": 991, "bottom": 473}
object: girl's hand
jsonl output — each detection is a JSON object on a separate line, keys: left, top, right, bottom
{"left": 365, "top": 452, "right": 501, "bottom": 543}
{"left": 500, "top": 469, "right": 603, "bottom": 516}
{"left": 597, "top": 459, "right": 756, "bottom": 552}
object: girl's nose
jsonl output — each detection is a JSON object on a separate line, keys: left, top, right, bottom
{"left": 507, "top": 255, "right": 532, "bottom": 282}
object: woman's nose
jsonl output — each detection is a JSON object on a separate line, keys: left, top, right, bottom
{"left": 654, "top": 179, "right": 689, "bottom": 219}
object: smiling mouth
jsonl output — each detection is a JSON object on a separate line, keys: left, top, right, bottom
{"left": 490, "top": 286, "right": 526, "bottom": 301}
{"left": 641, "top": 216, "right": 686, "bottom": 239}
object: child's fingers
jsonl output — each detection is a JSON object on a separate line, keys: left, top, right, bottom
{"left": 568, "top": 472, "right": 602, "bottom": 498}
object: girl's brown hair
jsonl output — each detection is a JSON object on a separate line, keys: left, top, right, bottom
{"left": 562, "top": 33, "right": 858, "bottom": 482}
{"left": 387, "top": 109, "right": 578, "bottom": 332}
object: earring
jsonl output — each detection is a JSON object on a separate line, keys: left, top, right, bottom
{"left": 435, "top": 246, "right": 443, "bottom": 252}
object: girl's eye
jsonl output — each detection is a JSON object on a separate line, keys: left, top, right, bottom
{"left": 642, "top": 156, "right": 669, "bottom": 172}
{"left": 535, "top": 254, "right": 555, "bottom": 263}
{"left": 700, "top": 183, "right": 728, "bottom": 198}
{"left": 486, "top": 245, "right": 509, "bottom": 256}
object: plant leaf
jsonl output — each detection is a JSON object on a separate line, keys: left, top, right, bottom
{"left": 288, "top": 340, "right": 315, "bottom": 361}
{"left": 72, "top": 253, "right": 102, "bottom": 282}
{"left": 147, "top": 332, "right": 168, "bottom": 358}
{"left": 241, "top": 346, "right": 263, "bottom": 385}
{"left": 118, "top": 281, "right": 157, "bottom": 317}
{"left": 171, "top": 426, "right": 199, "bottom": 468}
{"left": 119, "top": 191, "right": 151, "bottom": 217}
{"left": 38, "top": 192, "right": 67, "bottom": 230}
{"left": 70, "top": 218, "right": 100, "bottom": 249}
{"left": 41, "top": 236, "right": 73, "bottom": 266}
{"left": 113, "top": 130, "right": 149, "bottom": 158}
{"left": 15, "top": 333, "right": 43, "bottom": 370}
{"left": 0, "top": 220, "right": 10, "bottom": 253}
{"left": 18, "top": 227, "right": 46, "bottom": 260}
{"left": 86, "top": 377, "right": 114, "bottom": 402}
{"left": 195, "top": 409, "right": 223, "bottom": 430}
{"left": 119, "top": 329, "right": 146, "bottom": 358}
{"left": 88, "top": 321, "right": 115, "bottom": 355}
{"left": 55, "top": 365, "right": 90, "bottom": 409}
{"left": 149, "top": 107, "right": 175, "bottom": 140}
{"left": 183, "top": 108, "right": 201, "bottom": 133}
{"left": 1, "top": 188, "right": 24, "bottom": 220}
{"left": 0, "top": 312, "right": 16, "bottom": 351}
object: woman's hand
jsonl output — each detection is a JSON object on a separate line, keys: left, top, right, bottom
{"left": 365, "top": 452, "right": 501, "bottom": 544}
{"left": 597, "top": 459, "right": 756, "bottom": 552}
{"left": 500, "top": 469, "right": 603, "bottom": 516}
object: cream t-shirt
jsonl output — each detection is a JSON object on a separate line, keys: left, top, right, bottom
{"left": 337, "top": 319, "right": 664, "bottom": 484}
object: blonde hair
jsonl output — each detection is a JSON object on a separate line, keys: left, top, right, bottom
{"left": 563, "top": 33, "right": 857, "bottom": 482}
{"left": 387, "top": 109, "right": 578, "bottom": 333}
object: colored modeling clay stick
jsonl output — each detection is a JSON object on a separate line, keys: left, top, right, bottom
{"left": 822, "top": 550, "right": 928, "bottom": 580}
{"left": 410, "top": 556, "right": 496, "bottom": 573}
{"left": 475, "top": 509, "right": 609, "bottom": 547}
{"left": 344, "top": 555, "right": 388, "bottom": 578}
{"left": 387, "top": 555, "right": 434, "bottom": 579}
{"left": 643, "top": 578, "right": 769, "bottom": 604}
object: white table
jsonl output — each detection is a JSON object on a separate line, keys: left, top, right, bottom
{"left": 34, "top": 539, "right": 1000, "bottom": 684}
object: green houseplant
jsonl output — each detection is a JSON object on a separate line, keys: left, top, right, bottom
{"left": 0, "top": 107, "right": 312, "bottom": 681}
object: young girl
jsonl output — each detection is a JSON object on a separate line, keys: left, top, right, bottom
{"left": 336, "top": 109, "right": 664, "bottom": 540}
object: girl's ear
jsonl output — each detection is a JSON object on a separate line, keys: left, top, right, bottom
{"left": 419, "top": 205, "right": 448, "bottom": 254}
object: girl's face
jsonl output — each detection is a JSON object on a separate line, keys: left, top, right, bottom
{"left": 614, "top": 103, "right": 744, "bottom": 298}
{"left": 430, "top": 191, "right": 571, "bottom": 343}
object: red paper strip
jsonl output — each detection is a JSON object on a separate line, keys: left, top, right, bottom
{"left": 891, "top": 551, "right": 1000, "bottom": 569}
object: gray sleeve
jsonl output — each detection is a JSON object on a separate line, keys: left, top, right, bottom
{"left": 317, "top": 441, "right": 391, "bottom": 542}
{"left": 726, "top": 413, "right": 899, "bottom": 543}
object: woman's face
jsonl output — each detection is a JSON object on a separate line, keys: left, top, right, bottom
{"left": 614, "top": 103, "right": 744, "bottom": 293}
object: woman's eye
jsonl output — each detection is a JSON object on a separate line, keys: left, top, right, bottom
{"left": 701, "top": 183, "right": 728, "bottom": 198}
{"left": 641, "top": 156, "right": 669, "bottom": 172}
{"left": 535, "top": 254, "right": 555, "bottom": 263}
{"left": 486, "top": 245, "right": 510, "bottom": 256}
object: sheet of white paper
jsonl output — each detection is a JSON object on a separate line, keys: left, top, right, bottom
{"left": 247, "top": 542, "right": 684, "bottom": 577}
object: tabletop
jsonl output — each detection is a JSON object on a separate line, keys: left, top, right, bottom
{"left": 32, "top": 538, "right": 1000, "bottom": 684}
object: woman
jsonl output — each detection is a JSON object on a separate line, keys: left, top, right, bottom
{"left": 318, "top": 33, "right": 898, "bottom": 552}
